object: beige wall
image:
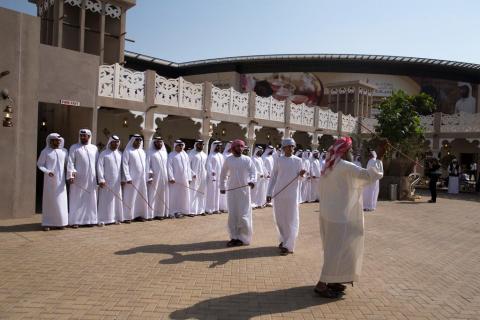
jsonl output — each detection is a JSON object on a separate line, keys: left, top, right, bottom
{"left": 0, "top": 8, "right": 40, "bottom": 219}
{"left": 38, "top": 44, "right": 99, "bottom": 107}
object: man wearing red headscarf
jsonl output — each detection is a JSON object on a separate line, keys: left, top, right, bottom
{"left": 315, "top": 137, "right": 383, "bottom": 298}
{"left": 220, "top": 139, "right": 257, "bottom": 247}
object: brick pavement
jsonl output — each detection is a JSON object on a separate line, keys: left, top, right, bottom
{"left": 0, "top": 192, "right": 479, "bottom": 319}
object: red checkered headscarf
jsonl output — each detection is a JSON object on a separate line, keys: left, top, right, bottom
{"left": 321, "top": 137, "right": 352, "bottom": 176}
{"left": 229, "top": 139, "right": 246, "bottom": 152}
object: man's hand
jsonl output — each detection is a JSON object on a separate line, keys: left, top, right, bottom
{"left": 260, "top": 175, "right": 264, "bottom": 178}
{"left": 299, "top": 169, "right": 306, "bottom": 176}
{"left": 212, "top": 172, "right": 216, "bottom": 176}
{"left": 192, "top": 175, "right": 196, "bottom": 179}
{"left": 126, "top": 180, "right": 132, "bottom": 184}
{"left": 147, "top": 180, "right": 153, "bottom": 184}
{"left": 266, "top": 196, "right": 272, "bottom": 203}
{"left": 48, "top": 172, "right": 54, "bottom": 177}
{"left": 121, "top": 181, "right": 126, "bottom": 186}
{"left": 312, "top": 176, "right": 316, "bottom": 179}
{"left": 99, "top": 182, "right": 106, "bottom": 188}
{"left": 169, "top": 180, "right": 175, "bottom": 184}
{"left": 248, "top": 182, "right": 255, "bottom": 189}
{"left": 68, "top": 178, "right": 74, "bottom": 184}
{"left": 220, "top": 190, "right": 226, "bottom": 194}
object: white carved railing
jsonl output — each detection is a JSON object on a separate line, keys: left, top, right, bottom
{"left": 440, "top": 112, "right": 480, "bottom": 133}
{"left": 255, "top": 96, "right": 285, "bottom": 122}
{"left": 155, "top": 75, "right": 179, "bottom": 106}
{"left": 181, "top": 79, "right": 203, "bottom": 110}
{"left": 211, "top": 86, "right": 249, "bottom": 117}
{"left": 290, "top": 103, "right": 314, "bottom": 127}
{"left": 419, "top": 114, "right": 434, "bottom": 133}
{"left": 98, "top": 63, "right": 145, "bottom": 102}
{"left": 342, "top": 113, "right": 358, "bottom": 133}
{"left": 317, "top": 108, "right": 338, "bottom": 131}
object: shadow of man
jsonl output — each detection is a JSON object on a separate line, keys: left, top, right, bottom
{"left": 170, "top": 286, "right": 337, "bottom": 320}
{"left": 115, "top": 241, "right": 280, "bottom": 268}
{"left": 0, "top": 223, "right": 44, "bottom": 233}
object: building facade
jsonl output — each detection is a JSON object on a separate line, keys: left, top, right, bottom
{"left": 0, "top": 0, "right": 479, "bottom": 219}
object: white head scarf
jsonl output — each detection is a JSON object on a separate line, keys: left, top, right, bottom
{"left": 125, "top": 134, "right": 143, "bottom": 151}
{"left": 223, "top": 141, "right": 232, "bottom": 156}
{"left": 302, "top": 149, "right": 311, "bottom": 160}
{"left": 78, "top": 128, "right": 92, "bottom": 144}
{"left": 458, "top": 82, "right": 473, "bottom": 97}
{"left": 173, "top": 140, "right": 186, "bottom": 153}
{"left": 191, "top": 140, "right": 205, "bottom": 154}
{"left": 105, "top": 135, "right": 121, "bottom": 151}
{"left": 44, "top": 133, "right": 64, "bottom": 150}
{"left": 262, "top": 145, "right": 275, "bottom": 159}
{"left": 370, "top": 150, "right": 377, "bottom": 159}
{"left": 294, "top": 149, "right": 303, "bottom": 157}
{"left": 148, "top": 136, "right": 167, "bottom": 157}
{"left": 209, "top": 140, "right": 222, "bottom": 156}
{"left": 252, "top": 146, "right": 264, "bottom": 158}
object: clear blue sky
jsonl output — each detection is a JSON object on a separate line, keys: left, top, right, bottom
{"left": 2, "top": 0, "right": 480, "bottom": 64}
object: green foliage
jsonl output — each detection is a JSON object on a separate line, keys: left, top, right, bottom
{"left": 374, "top": 90, "right": 436, "bottom": 160}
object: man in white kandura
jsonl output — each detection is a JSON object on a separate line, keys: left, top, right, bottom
{"left": 122, "top": 134, "right": 149, "bottom": 222}
{"left": 67, "top": 129, "right": 98, "bottom": 227}
{"left": 167, "top": 140, "right": 192, "bottom": 218}
{"left": 37, "top": 133, "right": 68, "bottom": 231}
{"left": 363, "top": 150, "right": 383, "bottom": 211}
{"left": 220, "top": 139, "right": 256, "bottom": 247}
{"left": 262, "top": 145, "right": 275, "bottom": 207}
{"left": 315, "top": 137, "right": 383, "bottom": 299}
{"left": 97, "top": 135, "right": 123, "bottom": 225}
{"left": 251, "top": 146, "right": 267, "bottom": 209}
{"left": 266, "top": 138, "right": 306, "bottom": 255}
{"left": 301, "top": 150, "right": 312, "bottom": 203}
{"left": 205, "top": 141, "right": 223, "bottom": 214}
{"left": 147, "top": 136, "right": 169, "bottom": 219}
{"left": 219, "top": 141, "right": 232, "bottom": 212}
{"left": 447, "top": 158, "right": 460, "bottom": 194}
{"left": 309, "top": 150, "right": 322, "bottom": 202}
{"left": 189, "top": 140, "right": 207, "bottom": 216}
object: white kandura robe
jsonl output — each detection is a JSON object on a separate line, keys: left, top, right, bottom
{"left": 219, "top": 152, "right": 231, "bottom": 211}
{"left": 251, "top": 155, "right": 267, "bottom": 207}
{"left": 220, "top": 155, "right": 257, "bottom": 244}
{"left": 147, "top": 147, "right": 169, "bottom": 218}
{"left": 319, "top": 160, "right": 383, "bottom": 283}
{"left": 37, "top": 145, "right": 69, "bottom": 227}
{"left": 262, "top": 154, "right": 275, "bottom": 205}
{"left": 122, "top": 147, "right": 149, "bottom": 220}
{"left": 97, "top": 147, "right": 123, "bottom": 224}
{"left": 189, "top": 149, "right": 207, "bottom": 215}
{"left": 448, "top": 164, "right": 460, "bottom": 194}
{"left": 362, "top": 158, "right": 383, "bottom": 210}
{"left": 267, "top": 155, "right": 304, "bottom": 252}
{"left": 167, "top": 150, "right": 192, "bottom": 215}
{"left": 301, "top": 156, "right": 312, "bottom": 203}
{"left": 309, "top": 158, "right": 322, "bottom": 202}
{"left": 205, "top": 151, "right": 223, "bottom": 213}
{"left": 67, "top": 143, "right": 98, "bottom": 225}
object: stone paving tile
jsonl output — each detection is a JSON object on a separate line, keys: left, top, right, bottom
{"left": 0, "top": 191, "right": 479, "bottom": 319}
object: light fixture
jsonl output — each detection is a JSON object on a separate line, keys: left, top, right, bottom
{"left": 266, "top": 133, "right": 271, "bottom": 140}
{"left": 122, "top": 118, "right": 128, "bottom": 128}
{"left": 221, "top": 128, "right": 226, "bottom": 136}
{"left": 3, "top": 104, "right": 12, "bottom": 127}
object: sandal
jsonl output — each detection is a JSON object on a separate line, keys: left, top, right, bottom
{"left": 314, "top": 286, "right": 341, "bottom": 299}
{"left": 327, "top": 283, "right": 347, "bottom": 292}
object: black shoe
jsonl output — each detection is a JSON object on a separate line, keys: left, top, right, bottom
{"left": 279, "top": 247, "right": 293, "bottom": 256}
{"left": 278, "top": 242, "right": 284, "bottom": 249}
{"left": 327, "top": 283, "right": 347, "bottom": 292}
{"left": 226, "top": 239, "right": 237, "bottom": 247}
{"left": 428, "top": 200, "right": 436, "bottom": 203}
{"left": 234, "top": 239, "right": 244, "bottom": 246}
{"left": 123, "top": 220, "right": 131, "bottom": 224}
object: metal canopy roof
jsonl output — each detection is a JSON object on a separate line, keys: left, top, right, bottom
{"left": 124, "top": 51, "right": 480, "bottom": 83}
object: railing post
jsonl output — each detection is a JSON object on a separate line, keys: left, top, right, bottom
{"left": 113, "top": 63, "right": 120, "bottom": 99}
{"left": 178, "top": 77, "right": 184, "bottom": 108}
{"left": 144, "top": 70, "right": 156, "bottom": 107}
{"left": 337, "top": 111, "right": 343, "bottom": 137}
{"left": 285, "top": 99, "right": 292, "bottom": 137}
{"left": 202, "top": 82, "right": 213, "bottom": 153}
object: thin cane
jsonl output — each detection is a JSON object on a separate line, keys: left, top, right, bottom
{"left": 271, "top": 174, "right": 301, "bottom": 199}
{"left": 103, "top": 183, "right": 131, "bottom": 210}
{"left": 356, "top": 119, "right": 424, "bottom": 169}
{"left": 71, "top": 182, "right": 92, "bottom": 194}
{"left": 175, "top": 181, "right": 205, "bottom": 195}
{"left": 223, "top": 184, "right": 251, "bottom": 192}
{"left": 131, "top": 183, "right": 169, "bottom": 215}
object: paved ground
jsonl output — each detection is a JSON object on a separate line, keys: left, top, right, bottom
{"left": 0, "top": 191, "right": 479, "bottom": 320}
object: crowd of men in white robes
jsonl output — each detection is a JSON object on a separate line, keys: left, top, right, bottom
{"left": 38, "top": 130, "right": 384, "bottom": 299}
